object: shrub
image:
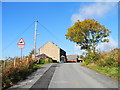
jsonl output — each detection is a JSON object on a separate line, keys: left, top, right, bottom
{"left": 2, "top": 57, "right": 34, "bottom": 89}
{"left": 83, "top": 51, "right": 101, "bottom": 65}
{"left": 83, "top": 48, "right": 119, "bottom": 68}
{"left": 38, "top": 58, "right": 53, "bottom": 64}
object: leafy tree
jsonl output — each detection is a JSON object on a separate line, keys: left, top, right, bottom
{"left": 65, "top": 19, "right": 111, "bottom": 54}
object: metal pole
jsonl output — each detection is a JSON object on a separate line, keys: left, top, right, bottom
{"left": 34, "top": 21, "right": 38, "bottom": 58}
{"left": 21, "top": 48, "right": 22, "bottom": 61}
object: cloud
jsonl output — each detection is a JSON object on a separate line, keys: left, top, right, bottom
{"left": 71, "top": 2, "right": 117, "bottom": 23}
{"left": 74, "top": 37, "right": 118, "bottom": 55}
{"left": 74, "top": 45, "right": 87, "bottom": 55}
{"left": 96, "top": 37, "right": 118, "bottom": 52}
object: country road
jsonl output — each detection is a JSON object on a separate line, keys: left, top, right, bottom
{"left": 9, "top": 63, "right": 118, "bottom": 89}
{"left": 49, "top": 63, "right": 118, "bottom": 88}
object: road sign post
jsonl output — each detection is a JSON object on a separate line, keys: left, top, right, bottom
{"left": 21, "top": 47, "right": 22, "bottom": 61}
{"left": 17, "top": 38, "right": 26, "bottom": 61}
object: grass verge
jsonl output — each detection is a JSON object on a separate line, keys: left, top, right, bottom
{"left": 81, "top": 62, "right": 119, "bottom": 80}
{"left": 33, "top": 63, "right": 52, "bottom": 69}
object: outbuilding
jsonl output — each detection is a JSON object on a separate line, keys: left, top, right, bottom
{"left": 67, "top": 55, "right": 79, "bottom": 62}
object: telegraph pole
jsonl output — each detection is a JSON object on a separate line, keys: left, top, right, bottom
{"left": 34, "top": 20, "right": 38, "bottom": 58}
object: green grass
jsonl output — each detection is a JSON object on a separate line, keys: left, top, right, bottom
{"left": 90, "top": 65, "right": 119, "bottom": 79}
{"left": 33, "top": 63, "right": 43, "bottom": 69}
{"left": 82, "top": 62, "right": 119, "bottom": 79}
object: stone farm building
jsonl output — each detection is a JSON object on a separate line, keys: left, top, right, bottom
{"left": 67, "top": 55, "right": 83, "bottom": 62}
{"left": 67, "top": 55, "right": 78, "bottom": 62}
{"left": 38, "top": 42, "right": 67, "bottom": 63}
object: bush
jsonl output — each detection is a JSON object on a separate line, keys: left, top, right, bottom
{"left": 95, "top": 49, "right": 118, "bottom": 68}
{"left": 2, "top": 56, "right": 53, "bottom": 89}
{"left": 38, "top": 58, "right": 53, "bottom": 64}
{"left": 83, "top": 51, "right": 101, "bottom": 64}
{"left": 83, "top": 48, "right": 119, "bottom": 68}
{"left": 82, "top": 48, "right": 119, "bottom": 79}
{"left": 2, "top": 57, "right": 34, "bottom": 89}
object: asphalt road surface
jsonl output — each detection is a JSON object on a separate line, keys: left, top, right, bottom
{"left": 9, "top": 63, "right": 118, "bottom": 89}
{"left": 48, "top": 63, "right": 118, "bottom": 88}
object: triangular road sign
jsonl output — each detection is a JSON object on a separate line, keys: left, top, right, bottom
{"left": 17, "top": 38, "right": 26, "bottom": 45}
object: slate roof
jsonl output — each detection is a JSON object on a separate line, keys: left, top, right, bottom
{"left": 36, "top": 54, "right": 49, "bottom": 59}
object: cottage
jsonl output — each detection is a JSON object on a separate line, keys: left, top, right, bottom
{"left": 38, "top": 42, "right": 67, "bottom": 63}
